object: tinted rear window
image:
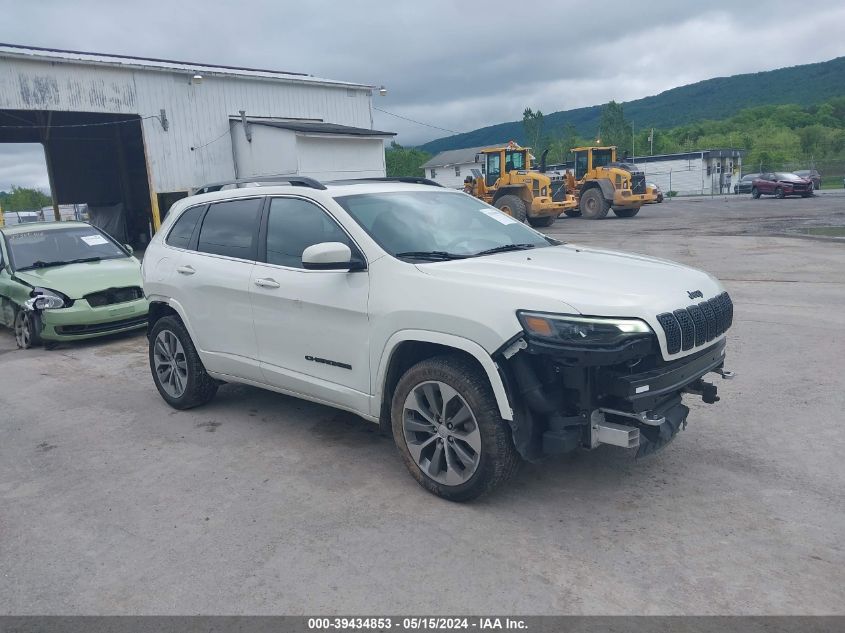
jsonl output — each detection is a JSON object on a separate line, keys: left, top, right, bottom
{"left": 166, "top": 205, "right": 206, "bottom": 249}
{"left": 197, "top": 198, "right": 262, "bottom": 260}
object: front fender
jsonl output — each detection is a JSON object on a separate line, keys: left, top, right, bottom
{"left": 372, "top": 329, "right": 514, "bottom": 421}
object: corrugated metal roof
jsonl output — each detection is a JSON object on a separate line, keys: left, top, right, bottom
{"left": 0, "top": 42, "right": 374, "bottom": 89}
{"left": 420, "top": 144, "right": 505, "bottom": 168}
{"left": 245, "top": 119, "right": 395, "bottom": 137}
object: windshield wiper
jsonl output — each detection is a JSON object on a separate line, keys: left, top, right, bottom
{"left": 473, "top": 243, "right": 536, "bottom": 257}
{"left": 395, "top": 251, "right": 468, "bottom": 261}
{"left": 22, "top": 256, "right": 102, "bottom": 270}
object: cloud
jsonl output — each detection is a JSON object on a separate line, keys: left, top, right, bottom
{"left": 0, "top": 144, "right": 49, "bottom": 193}
{"left": 0, "top": 0, "right": 843, "bottom": 162}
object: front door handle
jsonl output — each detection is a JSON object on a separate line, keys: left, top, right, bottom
{"left": 254, "top": 277, "right": 280, "bottom": 289}
{"left": 176, "top": 265, "right": 195, "bottom": 275}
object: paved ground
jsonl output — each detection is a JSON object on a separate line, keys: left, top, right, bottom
{"left": 1, "top": 194, "right": 844, "bottom": 615}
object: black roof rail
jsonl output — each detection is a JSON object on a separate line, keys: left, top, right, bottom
{"left": 192, "top": 174, "right": 326, "bottom": 195}
{"left": 329, "top": 177, "right": 444, "bottom": 188}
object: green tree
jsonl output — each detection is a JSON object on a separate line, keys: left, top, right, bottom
{"left": 522, "top": 108, "right": 545, "bottom": 152}
{"left": 385, "top": 142, "right": 432, "bottom": 178}
{"left": 598, "top": 101, "right": 632, "bottom": 154}
{"left": 0, "top": 186, "right": 52, "bottom": 212}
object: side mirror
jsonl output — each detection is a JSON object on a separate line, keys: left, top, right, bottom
{"left": 302, "top": 242, "right": 363, "bottom": 271}
{"left": 124, "top": 244, "right": 134, "bottom": 256}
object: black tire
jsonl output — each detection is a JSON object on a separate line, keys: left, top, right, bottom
{"left": 612, "top": 207, "right": 640, "bottom": 218}
{"left": 657, "top": 194, "right": 664, "bottom": 203}
{"left": 579, "top": 188, "right": 610, "bottom": 219}
{"left": 751, "top": 187, "right": 761, "bottom": 199}
{"left": 149, "top": 315, "right": 218, "bottom": 410}
{"left": 775, "top": 186, "right": 785, "bottom": 199}
{"left": 527, "top": 215, "right": 555, "bottom": 228}
{"left": 563, "top": 209, "right": 581, "bottom": 217}
{"left": 494, "top": 194, "right": 527, "bottom": 223}
{"left": 733, "top": 186, "right": 738, "bottom": 194}
{"left": 391, "top": 355, "right": 520, "bottom": 502}
{"left": 13, "top": 308, "right": 41, "bottom": 349}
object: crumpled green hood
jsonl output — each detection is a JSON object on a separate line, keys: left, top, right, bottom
{"left": 14, "top": 257, "right": 143, "bottom": 300}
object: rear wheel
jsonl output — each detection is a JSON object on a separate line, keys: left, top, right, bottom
{"left": 579, "top": 188, "right": 610, "bottom": 219}
{"left": 391, "top": 355, "right": 520, "bottom": 501}
{"left": 494, "top": 195, "right": 527, "bottom": 223}
{"left": 775, "top": 186, "right": 785, "bottom": 199}
{"left": 612, "top": 207, "right": 640, "bottom": 218}
{"left": 751, "top": 187, "right": 761, "bottom": 199}
{"left": 149, "top": 316, "right": 218, "bottom": 410}
{"left": 527, "top": 215, "right": 555, "bottom": 228}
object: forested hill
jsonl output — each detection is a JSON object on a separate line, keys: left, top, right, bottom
{"left": 418, "top": 56, "right": 845, "bottom": 154}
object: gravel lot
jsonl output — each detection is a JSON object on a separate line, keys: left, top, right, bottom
{"left": 1, "top": 193, "right": 844, "bottom": 615}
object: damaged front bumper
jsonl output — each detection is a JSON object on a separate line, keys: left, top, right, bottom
{"left": 499, "top": 335, "right": 734, "bottom": 460}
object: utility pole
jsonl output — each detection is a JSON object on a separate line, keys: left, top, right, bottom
{"left": 631, "top": 122, "right": 635, "bottom": 161}
{"left": 649, "top": 128, "right": 654, "bottom": 156}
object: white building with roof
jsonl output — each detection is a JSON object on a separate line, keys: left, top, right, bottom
{"left": 420, "top": 145, "right": 505, "bottom": 189}
{"left": 0, "top": 43, "right": 393, "bottom": 245}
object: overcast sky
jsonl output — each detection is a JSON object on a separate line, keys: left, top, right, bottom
{"left": 2, "top": 0, "right": 844, "bottom": 193}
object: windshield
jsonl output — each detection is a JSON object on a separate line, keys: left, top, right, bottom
{"left": 334, "top": 191, "right": 554, "bottom": 260}
{"left": 775, "top": 173, "right": 803, "bottom": 181}
{"left": 6, "top": 226, "right": 128, "bottom": 271}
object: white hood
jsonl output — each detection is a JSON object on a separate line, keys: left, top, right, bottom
{"left": 416, "top": 243, "right": 726, "bottom": 360}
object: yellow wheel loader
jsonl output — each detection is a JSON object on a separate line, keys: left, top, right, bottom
{"left": 565, "top": 146, "right": 656, "bottom": 219}
{"left": 464, "top": 142, "right": 578, "bottom": 228}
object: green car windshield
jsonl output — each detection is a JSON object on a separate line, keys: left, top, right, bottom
{"left": 6, "top": 226, "right": 128, "bottom": 271}
{"left": 334, "top": 191, "right": 555, "bottom": 260}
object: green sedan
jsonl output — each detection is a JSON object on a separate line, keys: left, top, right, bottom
{"left": 0, "top": 221, "right": 149, "bottom": 349}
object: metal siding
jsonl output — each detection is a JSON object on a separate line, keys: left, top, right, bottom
{"left": 0, "top": 56, "right": 374, "bottom": 193}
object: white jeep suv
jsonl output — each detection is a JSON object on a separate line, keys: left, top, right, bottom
{"left": 142, "top": 176, "right": 734, "bottom": 501}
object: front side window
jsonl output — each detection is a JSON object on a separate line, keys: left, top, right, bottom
{"left": 592, "top": 149, "right": 613, "bottom": 169}
{"left": 335, "top": 191, "right": 552, "bottom": 260}
{"left": 6, "top": 226, "right": 128, "bottom": 271}
{"left": 505, "top": 150, "right": 526, "bottom": 172}
{"left": 196, "top": 198, "right": 262, "bottom": 260}
{"left": 575, "top": 152, "right": 588, "bottom": 180}
{"left": 166, "top": 204, "right": 206, "bottom": 249}
{"left": 265, "top": 198, "right": 352, "bottom": 269}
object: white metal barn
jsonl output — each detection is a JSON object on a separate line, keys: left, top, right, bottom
{"left": 0, "top": 43, "right": 393, "bottom": 246}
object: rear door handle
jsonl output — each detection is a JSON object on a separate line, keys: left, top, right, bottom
{"left": 254, "top": 277, "right": 280, "bottom": 289}
{"left": 176, "top": 265, "right": 195, "bottom": 275}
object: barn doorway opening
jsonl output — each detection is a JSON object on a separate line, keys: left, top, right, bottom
{"left": 0, "top": 109, "right": 156, "bottom": 249}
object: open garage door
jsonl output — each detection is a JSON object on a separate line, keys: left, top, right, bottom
{"left": 0, "top": 110, "right": 156, "bottom": 249}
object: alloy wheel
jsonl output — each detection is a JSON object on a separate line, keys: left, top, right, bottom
{"left": 153, "top": 330, "right": 188, "bottom": 398}
{"left": 14, "top": 311, "right": 31, "bottom": 349}
{"left": 402, "top": 380, "right": 481, "bottom": 486}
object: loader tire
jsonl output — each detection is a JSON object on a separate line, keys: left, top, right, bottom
{"left": 612, "top": 207, "right": 640, "bottom": 218}
{"left": 579, "top": 188, "right": 610, "bottom": 219}
{"left": 495, "top": 195, "right": 528, "bottom": 223}
{"left": 527, "top": 215, "right": 555, "bottom": 228}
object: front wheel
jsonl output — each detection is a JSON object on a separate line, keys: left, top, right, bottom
{"left": 494, "top": 194, "right": 527, "bottom": 223}
{"left": 14, "top": 309, "right": 40, "bottom": 349}
{"left": 775, "top": 187, "right": 785, "bottom": 199}
{"left": 149, "top": 316, "right": 218, "bottom": 409}
{"left": 391, "top": 355, "right": 520, "bottom": 501}
{"left": 751, "top": 187, "right": 761, "bottom": 199}
{"left": 527, "top": 215, "right": 555, "bottom": 228}
{"left": 579, "top": 188, "right": 610, "bottom": 219}
{"left": 612, "top": 207, "right": 640, "bottom": 218}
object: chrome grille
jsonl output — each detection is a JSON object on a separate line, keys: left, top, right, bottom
{"left": 657, "top": 292, "right": 733, "bottom": 354}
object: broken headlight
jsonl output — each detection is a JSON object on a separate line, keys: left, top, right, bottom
{"left": 517, "top": 311, "right": 652, "bottom": 347}
{"left": 24, "top": 287, "right": 71, "bottom": 310}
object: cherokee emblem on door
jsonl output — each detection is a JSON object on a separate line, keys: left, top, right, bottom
{"left": 687, "top": 290, "right": 704, "bottom": 299}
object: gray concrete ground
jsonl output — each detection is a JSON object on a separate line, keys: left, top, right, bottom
{"left": 1, "top": 194, "right": 844, "bottom": 615}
